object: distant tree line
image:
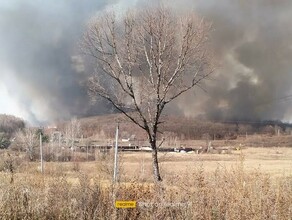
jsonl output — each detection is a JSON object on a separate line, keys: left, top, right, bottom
{"left": 163, "top": 120, "right": 292, "bottom": 140}
{"left": 74, "top": 115, "right": 292, "bottom": 141}
{"left": 0, "top": 114, "right": 25, "bottom": 136}
{"left": 0, "top": 114, "right": 25, "bottom": 149}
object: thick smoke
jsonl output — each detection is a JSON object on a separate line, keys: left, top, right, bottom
{"left": 1, "top": 0, "right": 292, "bottom": 124}
{"left": 172, "top": 0, "right": 292, "bottom": 122}
{"left": 0, "top": 0, "right": 119, "bottom": 124}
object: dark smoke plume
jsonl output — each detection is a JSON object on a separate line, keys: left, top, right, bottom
{"left": 171, "top": 0, "right": 292, "bottom": 122}
{"left": 1, "top": 0, "right": 292, "bottom": 124}
{"left": 0, "top": 0, "right": 117, "bottom": 124}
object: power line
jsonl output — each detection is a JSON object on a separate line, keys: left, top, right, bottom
{"left": 257, "top": 94, "right": 292, "bottom": 107}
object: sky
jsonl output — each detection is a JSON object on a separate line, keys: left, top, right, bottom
{"left": 1, "top": 0, "right": 292, "bottom": 124}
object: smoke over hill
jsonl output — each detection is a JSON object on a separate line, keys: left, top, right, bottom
{"left": 171, "top": 0, "right": 292, "bottom": 122}
{"left": 1, "top": 0, "right": 292, "bottom": 124}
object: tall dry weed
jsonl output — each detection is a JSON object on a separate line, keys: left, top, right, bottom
{"left": 0, "top": 155, "right": 291, "bottom": 219}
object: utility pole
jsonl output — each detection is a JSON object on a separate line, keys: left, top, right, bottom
{"left": 112, "top": 123, "right": 120, "bottom": 220}
{"left": 113, "top": 123, "right": 119, "bottom": 183}
{"left": 58, "top": 132, "right": 61, "bottom": 148}
{"left": 40, "top": 133, "right": 43, "bottom": 173}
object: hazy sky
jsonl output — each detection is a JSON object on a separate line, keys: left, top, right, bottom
{"left": 1, "top": 0, "right": 292, "bottom": 124}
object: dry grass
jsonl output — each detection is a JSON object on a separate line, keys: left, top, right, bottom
{"left": 120, "top": 147, "right": 292, "bottom": 180}
{"left": 0, "top": 147, "right": 291, "bottom": 219}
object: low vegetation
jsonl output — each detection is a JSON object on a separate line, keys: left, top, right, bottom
{"left": 0, "top": 148, "right": 291, "bottom": 219}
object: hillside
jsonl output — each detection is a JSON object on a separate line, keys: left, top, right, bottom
{"left": 56, "top": 113, "right": 292, "bottom": 141}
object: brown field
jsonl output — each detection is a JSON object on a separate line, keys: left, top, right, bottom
{"left": 0, "top": 144, "right": 291, "bottom": 219}
{"left": 121, "top": 147, "right": 292, "bottom": 180}
{"left": 9, "top": 145, "right": 291, "bottom": 181}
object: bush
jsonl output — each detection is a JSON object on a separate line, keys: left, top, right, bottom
{"left": 0, "top": 133, "right": 10, "bottom": 149}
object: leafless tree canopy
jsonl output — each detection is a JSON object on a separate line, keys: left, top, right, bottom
{"left": 64, "top": 117, "right": 81, "bottom": 148}
{"left": 15, "top": 128, "right": 38, "bottom": 161}
{"left": 83, "top": 8, "right": 213, "bottom": 132}
{"left": 82, "top": 7, "right": 214, "bottom": 181}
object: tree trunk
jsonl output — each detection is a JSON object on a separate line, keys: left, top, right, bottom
{"left": 150, "top": 140, "right": 162, "bottom": 182}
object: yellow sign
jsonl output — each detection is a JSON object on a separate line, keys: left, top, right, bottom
{"left": 115, "top": 201, "right": 137, "bottom": 208}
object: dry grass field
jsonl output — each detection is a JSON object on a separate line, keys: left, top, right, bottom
{"left": 0, "top": 143, "right": 291, "bottom": 219}
{"left": 121, "top": 147, "right": 292, "bottom": 180}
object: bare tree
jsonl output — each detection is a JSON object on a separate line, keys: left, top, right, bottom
{"left": 82, "top": 7, "right": 214, "bottom": 181}
{"left": 64, "top": 117, "right": 81, "bottom": 150}
{"left": 16, "top": 128, "right": 39, "bottom": 161}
